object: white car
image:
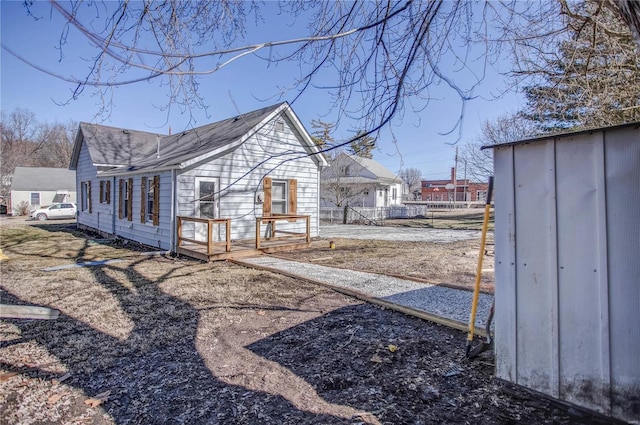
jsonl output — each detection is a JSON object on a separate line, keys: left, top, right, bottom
{"left": 30, "top": 203, "right": 77, "bottom": 221}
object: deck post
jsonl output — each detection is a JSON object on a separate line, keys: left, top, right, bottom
{"left": 271, "top": 220, "right": 276, "bottom": 239}
{"left": 255, "top": 218, "right": 261, "bottom": 250}
{"left": 306, "top": 215, "right": 311, "bottom": 243}
{"left": 177, "top": 217, "right": 183, "bottom": 246}
{"left": 207, "top": 219, "right": 213, "bottom": 255}
{"left": 225, "top": 219, "right": 231, "bottom": 252}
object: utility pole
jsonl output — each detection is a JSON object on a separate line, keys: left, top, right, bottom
{"left": 453, "top": 146, "right": 458, "bottom": 209}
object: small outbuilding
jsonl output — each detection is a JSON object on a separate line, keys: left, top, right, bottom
{"left": 9, "top": 167, "right": 76, "bottom": 215}
{"left": 488, "top": 122, "right": 639, "bottom": 423}
{"left": 70, "top": 102, "right": 327, "bottom": 260}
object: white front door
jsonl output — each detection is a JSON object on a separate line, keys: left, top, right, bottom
{"left": 195, "top": 177, "right": 219, "bottom": 242}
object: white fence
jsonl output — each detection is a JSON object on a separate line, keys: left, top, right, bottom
{"left": 320, "top": 205, "right": 432, "bottom": 224}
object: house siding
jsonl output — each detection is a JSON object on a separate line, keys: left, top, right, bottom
{"left": 113, "top": 172, "right": 172, "bottom": 250}
{"left": 177, "top": 116, "right": 320, "bottom": 241}
{"left": 76, "top": 140, "right": 172, "bottom": 250}
{"left": 75, "top": 141, "right": 109, "bottom": 233}
{"left": 9, "top": 190, "right": 76, "bottom": 215}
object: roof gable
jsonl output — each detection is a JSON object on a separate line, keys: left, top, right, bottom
{"left": 331, "top": 153, "right": 400, "bottom": 182}
{"left": 77, "top": 102, "right": 327, "bottom": 176}
{"left": 11, "top": 167, "right": 76, "bottom": 191}
{"left": 70, "top": 123, "right": 161, "bottom": 169}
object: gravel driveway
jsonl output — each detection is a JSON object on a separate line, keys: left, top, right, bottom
{"left": 319, "top": 224, "right": 482, "bottom": 242}
{"left": 240, "top": 256, "right": 494, "bottom": 330}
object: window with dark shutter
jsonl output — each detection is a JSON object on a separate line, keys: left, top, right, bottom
{"left": 88, "top": 181, "right": 92, "bottom": 213}
{"left": 127, "top": 178, "right": 133, "bottom": 221}
{"left": 118, "top": 179, "right": 124, "bottom": 219}
{"left": 152, "top": 176, "right": 160, "bottom": 226}
{"left": 140, "top": 177, "right": 147, "bottom": 223}
{"left": 263, "top": 177, "right": 272, "bottom": 216}
{"left": 106, "top": 180, "right": 111, "bottom": 204}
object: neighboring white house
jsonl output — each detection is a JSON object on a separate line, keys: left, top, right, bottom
{"left": 9, "top": 167, "right": 76, "bottom": 215}
{"left": 489, "top": 122, "right": 639, "bottom": 424}
{"left": 320, "top": 153, "right": 403, "bottom": 208}
{"left": 69, "top": 102, "right": 327, "bottom": 252}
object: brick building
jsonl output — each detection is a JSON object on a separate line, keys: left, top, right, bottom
{"left": 421, "top": 168, "right": 489, "bottom": 202}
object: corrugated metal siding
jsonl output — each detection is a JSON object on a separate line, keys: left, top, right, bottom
{"left": 177, "top": 115, "right": 320, "bottom": 241}
{"left": 494, "top": 125, "right": 640, "bottom": 423}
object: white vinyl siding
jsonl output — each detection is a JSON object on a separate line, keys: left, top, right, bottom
{"left": 75, "top": 142, "right": 107, "bottom": 233}
{"left": 114, "top": 172, "right": 171, "bottom": 250}
{"left": 177, "top": 115, "right": 320, "bottom": 241}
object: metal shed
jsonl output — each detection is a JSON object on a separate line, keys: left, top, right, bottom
{"left": 489, "top": 122, "right": 639, "bottom": 423}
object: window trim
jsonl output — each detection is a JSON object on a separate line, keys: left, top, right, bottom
{"left": 30, "top": 192, "right": 40, "bottom": 207}
{"left": 195, "top": 176, "right": 218, "bottom": 220}
{"left": 263, "top": 177, "right": 297, "bottom": 219}
{"left": 119, "top": 178, "right": 133, "bottom": 221}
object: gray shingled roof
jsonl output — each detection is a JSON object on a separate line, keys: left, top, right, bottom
{"left": 74, "top": 103, "right": 286, "bottom": 173}
{"left": 78, "top": 122, "right": 161, "bottom": 166}
{"left": 124, "top": 103, "right": 284, "bottom": 172}
{"left": 11, "top": 167, "right": 75, "bottom": 191}
{"left": 350, "top": 155, "right": 400, "bottom": 181}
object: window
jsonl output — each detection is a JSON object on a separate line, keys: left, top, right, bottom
{"left": 262, "top": 177, "right": 297, "bottom": 217}
{"left": 80, "top": 182, "right": 92, "bottom": 212}
{"left": 271, "top": 181, "right": 287, "bottom": 214}
{"left": 30, "top": 192, "right": 40, "bottom": 207}
{"left": 392, "top": 188, "right": 397, "bottom": 200}
{"left": 119, "top": 178, "right": 132, "bottom": 220}
{"left": 339, "top": 165, "right": 351, "bottom": 176}
{"left": 140, "top": 176, "right": 160, "bottom": 224}
{"left": 100, "top": 181, "right": 111, "bottom": 204}
{"left": 275, "top": 121, "right": 285, "bottom": 132}
{"left": 198, "top": 180, "right": 216, "bottom": 219}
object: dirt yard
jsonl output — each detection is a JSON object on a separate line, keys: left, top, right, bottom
{"left": 0, "top": 223, "right": 610, "bottom": 424}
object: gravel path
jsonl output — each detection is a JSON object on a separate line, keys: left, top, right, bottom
{"left": 241, "top": 256, "right": 494, "bottom": 329}
{"left": 319, "top": 224, "right": 482, "bottom": 242}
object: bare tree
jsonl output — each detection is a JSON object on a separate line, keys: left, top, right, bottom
{"left": 398, "top": 167, "right": 422, "bottom": 200}
{"left": 6, "top": 1, "right": 518, "bottom": 136}
{"left": 320, "top": 155, "right": 370, "bottom": 207}
{"left": 517, "top": 1, "right": 640, "bottom": 131}
{"left": 309, "top": 119, "right": 336, "bottom": 157}
{"left": 460, "top": 114, "right": 536, "bottom": 182}
{"left": 4, "top": 1, "right": 639, "bottom": 143}
{"left": 0, "top": 109, "right": 77, "bottom": 196}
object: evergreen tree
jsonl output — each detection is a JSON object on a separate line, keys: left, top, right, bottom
{"left": 347, "top": 131, "right": 376, "bottom": 159}
{"left": 520, "top": 1, "right": 640, "bottom": 132}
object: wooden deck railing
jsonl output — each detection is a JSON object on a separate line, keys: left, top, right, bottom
{"left": 177, "top": 216, "right": 231, "bottom": 255}
{"left": 255, "top": 215, "right": 311, "bottom": 249}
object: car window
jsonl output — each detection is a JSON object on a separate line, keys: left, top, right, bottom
{"left": 49, "top": 205, "right": 59, "bottom": 210}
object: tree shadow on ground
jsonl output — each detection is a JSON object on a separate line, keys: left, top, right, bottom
{"left": 0, "top": 254, "right": 356, "bottom": 424}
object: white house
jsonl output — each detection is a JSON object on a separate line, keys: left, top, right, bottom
{"left": 320, "top": 153, "right": 403, "bottom": 208}
{"left": 69, "top": 102, "right": 327, "bottom": 253}
{"left": 9, "top": 167, "right": 76, "bottom": 215}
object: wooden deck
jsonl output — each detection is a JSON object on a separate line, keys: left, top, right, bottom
{"left": 176, "top": 215, "right": 311, "bottom": 262}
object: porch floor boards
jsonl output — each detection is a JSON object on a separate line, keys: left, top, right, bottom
{"left": 176, "top": 239, "right": 311, "bottom": 262}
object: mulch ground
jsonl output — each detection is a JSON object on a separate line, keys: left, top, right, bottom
{"left": 0, "top": 223, "right": 613, "bottom": 424}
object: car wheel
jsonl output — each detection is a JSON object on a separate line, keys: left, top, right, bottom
{"left": 37, "top": 213, "right": 47, "bottom": 221}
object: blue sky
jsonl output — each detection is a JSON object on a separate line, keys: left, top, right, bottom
{"left": 1, "top": 1, "right": 523, "bottom": 180}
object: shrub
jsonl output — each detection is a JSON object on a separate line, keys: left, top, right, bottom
{"left": 14, "top": 201, "right": 31, "bottom": 216}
